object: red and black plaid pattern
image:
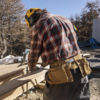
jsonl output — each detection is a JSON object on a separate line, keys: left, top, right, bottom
{"left": 28, "top": 13, "right": 80, "bottom": 69}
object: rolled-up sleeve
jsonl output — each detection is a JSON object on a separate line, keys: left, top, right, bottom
{"left": 28, "top": 29, "right": 43, "bottom": 71}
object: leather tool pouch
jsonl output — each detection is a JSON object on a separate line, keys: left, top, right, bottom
{"left": 75, "top": 56, "right": 92, "bottom": 77}
{"left": 46, "top": 55, "right": 92, "bottom": 85}
{"left": 47, "top": 63, "right": 74, "bottom": 84}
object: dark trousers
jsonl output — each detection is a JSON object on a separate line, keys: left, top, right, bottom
{"left": 43, "top": 68, "right": 90, "bottom": 100}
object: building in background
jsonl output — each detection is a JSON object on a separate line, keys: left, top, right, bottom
{"left": 92, "top": 18, "right": 100, "bottom": 43}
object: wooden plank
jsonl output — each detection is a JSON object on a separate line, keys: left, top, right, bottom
{"left": 0, "top": 81, "right": 29, "bottom": 100}
{"left": 0, "top": 63, "right": 26, "bottom": 76}
{"left": 0, "top": 67, "right": 48, "bottom": 100}
{"left": 0, "top": 68, "right": 24, "bottom": 82}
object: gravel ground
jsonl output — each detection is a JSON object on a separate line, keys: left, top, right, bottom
{"left": 90, "top": 78, "right": 100, "bottom": 100}
{"left": 82, "top": 48, "right": 100, "bottom": 100}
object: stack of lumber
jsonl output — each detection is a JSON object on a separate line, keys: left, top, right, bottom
{"left": 0, "top": 63, "right": 48, "bottom": 100}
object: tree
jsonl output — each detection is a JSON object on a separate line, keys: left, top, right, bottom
{"left": 0, "top": 0, "right": 30, "bottom": 57}
{"left": 70, "top": 0, "right": 100, "bottom": 41}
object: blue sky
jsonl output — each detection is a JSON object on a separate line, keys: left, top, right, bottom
{"left": 22, "top": 0, "right": 96, "bottom": 18}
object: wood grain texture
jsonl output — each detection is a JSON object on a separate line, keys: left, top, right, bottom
{"left": 0, "top": 67, "right": 47, "bottom": 100}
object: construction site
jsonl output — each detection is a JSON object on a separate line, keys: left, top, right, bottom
{"left": 0, "top": 0, "right": 100, "bottom": 100}
{"left": 0, "top": 49, "right": 100, "bottom": 100}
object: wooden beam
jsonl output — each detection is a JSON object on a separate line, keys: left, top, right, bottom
{"left": 0, "top": 64, "right": 26, "bottom": 77}
{"left": 0, "top": 68, "right": 24, "bottom": 82}
{"left": 0, "top": 67, "right": 48, "bottom": 100}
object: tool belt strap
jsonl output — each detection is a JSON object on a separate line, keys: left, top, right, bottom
{"left": 46, "top": 54, "right": 92, "bottom": 85}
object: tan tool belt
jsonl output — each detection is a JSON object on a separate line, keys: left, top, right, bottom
{"left": 47, "top": 54, "right": 92, "bottom": 85}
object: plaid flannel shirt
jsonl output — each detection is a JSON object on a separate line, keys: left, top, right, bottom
{"left": 28, "top": 12, "right": 80, "bottom": 70}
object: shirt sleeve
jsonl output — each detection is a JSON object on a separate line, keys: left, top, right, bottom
{"left": 28, "top": 28, "right": 43, "bottom": 71}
